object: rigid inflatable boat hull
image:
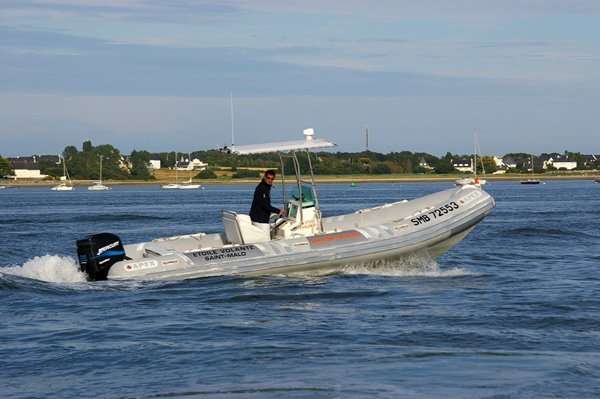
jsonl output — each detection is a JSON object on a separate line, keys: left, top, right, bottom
{"left": 105, "top": 185, "right": 494, "bottom": 281}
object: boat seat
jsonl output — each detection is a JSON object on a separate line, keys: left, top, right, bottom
{"left": 222, "top": 210, "right": 270, "bottom": 244}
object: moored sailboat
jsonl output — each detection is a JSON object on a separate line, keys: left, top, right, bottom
{"left": 520, "top": 154, "right": 541, "bottom": 184}
{"left": 51, "top": 156, "right": 74, "bottom": 191}
{"left": 177, "top": 153, "right": 202, "bottom": 189}
{"left": 456, "top": 133, "right": 486, "bottom": 187}
{"left": 88, "top": 155, "right": 111, "bottom": 191}
{"left": 162, "top": 153, "right": 181, "bottom": 189}
{"left": 178, "top": 178, "right": 202, "bottom": 190}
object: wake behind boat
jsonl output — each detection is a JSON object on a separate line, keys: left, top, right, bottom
{"left": 76, "top": 129, "right": 495, "bottom": 281}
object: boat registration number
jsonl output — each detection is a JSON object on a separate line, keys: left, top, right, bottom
{"left": 411, "top": 201, "right": 459, "bottom": 226}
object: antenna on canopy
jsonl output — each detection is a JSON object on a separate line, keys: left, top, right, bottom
{"left": 304, "top": 128, "right": 315, "bottom": 141}
{"left": 474, "top": 128, "right": 486, "bottom": 176}
{"left": 230, "top": 93, "right": 235, "bottom": 147}
{"left": 473, "top": 130, "right": 477, "bottom": 177}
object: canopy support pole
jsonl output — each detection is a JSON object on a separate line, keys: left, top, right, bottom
{"left": 305, "top": 150, "right": 323, "bottom": 233}
{"left": 279, "top": 153, "right": 286, "bottom": 210}
{"left": 291, "top": 152, "right": 303, "bottom": 225}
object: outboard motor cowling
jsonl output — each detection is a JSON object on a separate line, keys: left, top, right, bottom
{"left": 77, "top": 233, "right": 125, "bottom": 281}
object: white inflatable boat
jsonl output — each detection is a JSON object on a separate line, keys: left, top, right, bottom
{"left": 76, "top": 130, "right": 495, "bottom": 281}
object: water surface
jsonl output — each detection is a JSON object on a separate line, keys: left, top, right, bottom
{"left": 1, "top": 181, "right": 599, "bottom": 398}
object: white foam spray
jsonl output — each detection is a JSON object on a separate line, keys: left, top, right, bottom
{"left": 283, "top": 254, "right": 474, "bottom": 279}
{"left": 340, "top": 254, "right": 473, "bottom": 277}
{"left": 0, "top": 255, "right": 88, "bottom": 283}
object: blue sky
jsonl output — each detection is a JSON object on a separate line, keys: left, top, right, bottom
{"left": 1, "top": 0, "right": 599, "bottom": 156}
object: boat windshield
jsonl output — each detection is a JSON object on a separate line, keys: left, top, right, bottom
{"left": 291, "top": 185, "right": 315, "bottom": 207}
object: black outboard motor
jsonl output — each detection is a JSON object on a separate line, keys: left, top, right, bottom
{"left": 77, "top": 233, "right": 126, "bottom": 281}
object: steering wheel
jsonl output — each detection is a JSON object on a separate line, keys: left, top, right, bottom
{"left": 270, "top": 214, "right": 288, "bottom": 229}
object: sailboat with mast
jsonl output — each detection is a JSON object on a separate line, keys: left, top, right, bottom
{"left": 178, "top": 153, "right": 202, "bottom": 190}
{"left": 51, "top": 156, "right": 74, "bottom": 191}
{"left": 162, "top": 152, "right": 181, "bottom": 189}
{"left": 520, "top": 154, "right": 541, "bottom": 184}
{"left": 88, "top": 155, "right": 111, "bottom": 191}
{"left": 456, "top": 132, "right": 487, "bottom": 187}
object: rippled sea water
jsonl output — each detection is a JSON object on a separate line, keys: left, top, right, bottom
{"left": 1, "top": 181, "right": 599, "bottom": 398}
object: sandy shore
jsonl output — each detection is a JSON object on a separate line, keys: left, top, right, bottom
{"left": 2, "top": 173, "right": 598, "bottom": 187}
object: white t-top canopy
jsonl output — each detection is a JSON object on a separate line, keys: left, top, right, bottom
{"left": 229, "top": 129, "right": 336, "bottom": 155}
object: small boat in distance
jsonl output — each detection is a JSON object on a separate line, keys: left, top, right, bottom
{"left": 456, "top": 177, "right": 486, "bottom": 186}
{"left": 456, "top": 133, "right": 486, "bottom": 187}
{"left": 88, "top": 155, "right": 111, "bottom": 191}
{"left": 162, "top": 153, "right": 181, "bottom": 189}
{"left": 178, "top": 178, "right": 202, "bottom": 190}
{"left": 51, "top": 156, "right": 74, "bottom": 191}
{"left": 177, "top": 155, "right": 202, "bottom": 189}
{"left": 594, "top": 178, "right": 600, "bottom": 184}
{"left": 520, "top": 155, "right": 541, "bottom": 185}
{"left": 161, "top": 183, "right": 180, "bottom": 189}
{"left": 52, "top": 182, "right": 74, "bottom": 191}
{"left": 0, "top": 186, "right": 6, "bottom": 190}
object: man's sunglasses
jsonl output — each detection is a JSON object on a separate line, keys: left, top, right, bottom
{"left": 265, "top": 175, "right": 275, "bottom": 181}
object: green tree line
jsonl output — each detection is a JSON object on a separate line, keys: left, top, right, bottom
{"left": 14, "top": 141, "right": 597, "bottom": 180}
{"left": 0, "top": 155, "right": 13, "bottom": 176}
{"left": 186, "top": 149, "right": 464, "bottom": 175}
{"left": 37, "top": 141, "right": 154, "bottom": 180}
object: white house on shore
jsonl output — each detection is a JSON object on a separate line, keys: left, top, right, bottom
{"left": 452, "top": 158, "right": 473, "bottom": 173}
{"left": 148, "top": 159, "right": 161, "bottom": 170}
{"left": 490, "top": 156, "right": 506, "bottom": 174}
{"left": 541, "top": 154, "right": 578, "bottom": 170}
{"left": 418, "top": 158, "right": 434, "bottom": 170}
{"left": 501, "top": 156, "right": 518, "bottom": 169}
{"left": 175, "top": 156, "right": 208, "bottom": 171}
{"left": 7, "top": 156, "right": 52, "bottom": 179}
{"left": 551, "top": 160, "right": 577, "bottom": 170}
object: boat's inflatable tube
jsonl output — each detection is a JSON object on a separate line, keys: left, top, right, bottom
{"left": 77, "top": 233, "right": 126, "bottom": 280}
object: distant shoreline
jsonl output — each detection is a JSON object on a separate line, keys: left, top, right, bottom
{"left": 2, "top": 173, "right": 598, "bottom": 187}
